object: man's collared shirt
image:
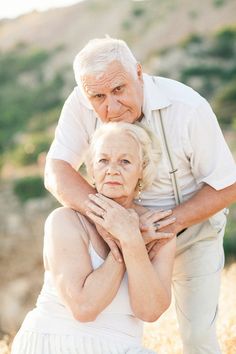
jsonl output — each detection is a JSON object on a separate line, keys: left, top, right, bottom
{"left": 47, "top": 74, "right": 236, "bottom": 215}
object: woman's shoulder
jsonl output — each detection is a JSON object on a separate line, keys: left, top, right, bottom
{"left": 44, "top": 207, "right": 94, "bottom": 246}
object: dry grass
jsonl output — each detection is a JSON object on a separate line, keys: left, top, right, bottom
{"left": 1, "top": 263, "right": 236, "bottom": 354}
{"left": 143, "top": 262, "right": 236, "bottom": 354}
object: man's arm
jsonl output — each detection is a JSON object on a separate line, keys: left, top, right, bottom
{"left": 162, "top": 182, "right": 236, "bottom": 235}
{"left": 44, "top": 158, "right": 96, "bottom": 214}
{"left": 45, "top": 158, "right": 124, "bottom": 262}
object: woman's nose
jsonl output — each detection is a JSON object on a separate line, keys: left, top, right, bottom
{"left": 106, "top": 163, "right": 120, "bottom": 175}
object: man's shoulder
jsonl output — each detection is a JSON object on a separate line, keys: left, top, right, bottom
{"left": 65, "top": 86, "right": 93, "bottom": 111}
{"left": 147, "top": 74, "right": 205, "bottom": 108}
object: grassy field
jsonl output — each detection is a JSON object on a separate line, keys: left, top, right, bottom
{"left": 143, "top": 262, "right": 236, "bottom": 354}
{"left": 1, "top": 262, "right": 235, "bottom": 354}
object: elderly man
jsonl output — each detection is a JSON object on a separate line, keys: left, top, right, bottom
{"left": 45, "top": 37, "right": 236, "bottom": 354}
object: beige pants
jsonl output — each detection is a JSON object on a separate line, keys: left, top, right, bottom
{"left": 173, "top": 216, "right": 226, "bottom": 354}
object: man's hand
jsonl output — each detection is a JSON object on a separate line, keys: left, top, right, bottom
{"left": 140, "top": 209, "right": 176, "bottom": 244}
{"left": 139, "top": 209, "right": 176, "bottom": 260}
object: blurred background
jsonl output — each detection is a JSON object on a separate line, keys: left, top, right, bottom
{"left": 0, "top": 0, "right": 236, "bottom": 353}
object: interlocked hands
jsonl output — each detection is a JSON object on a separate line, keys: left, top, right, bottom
{"left": 86, "top": 194, "right": 176, "bottom": 262}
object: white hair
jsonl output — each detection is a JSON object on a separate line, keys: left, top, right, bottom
{"left": 85, "top": 122, "right": 162, "bottom": 192}
{"left": 73, "top": 37, "right": 138, "bottom": 85}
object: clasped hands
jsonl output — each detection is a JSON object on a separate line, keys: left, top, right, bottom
{"left": 86, "top": 193, "right": 176, "bottom": 263}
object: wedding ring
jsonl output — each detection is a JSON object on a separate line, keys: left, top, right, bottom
{"left": 154, "top": 222, "right": 161, "bottom": 232}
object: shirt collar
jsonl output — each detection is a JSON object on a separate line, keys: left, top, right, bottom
{"left": 142, "top": 74, "right": 171, "bottom": 115}
{"left": 76, "top": 85, "right": 94, "bottom": 110}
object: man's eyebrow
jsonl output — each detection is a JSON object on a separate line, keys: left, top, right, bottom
{"left": 86, "top": 89, "right": 99, "bottom": 97}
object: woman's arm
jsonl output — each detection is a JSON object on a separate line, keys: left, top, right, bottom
{"left": 44, "top": 207, "right": 125, "bottom": 322}
{"left": 121, "top": 236, "right": 176, "bottom": 322}
{"left": 86, "top": 194, "right": 176, "bottom": 322}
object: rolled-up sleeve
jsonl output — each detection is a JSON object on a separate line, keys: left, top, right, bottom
{"left": 187, "top": 99, "right": 236, "bottom": 190}
{"left": 47, "top": 88, "right": 91, "bottom": 170}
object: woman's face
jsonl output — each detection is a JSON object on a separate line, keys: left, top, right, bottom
{"left": 92, "top": 132, "right": 143, "bottom": 203}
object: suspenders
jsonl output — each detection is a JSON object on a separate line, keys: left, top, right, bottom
{"left": 156, "top": 109, "right": 183, "bottom": 206}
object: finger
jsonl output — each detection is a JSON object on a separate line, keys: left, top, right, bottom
{"left": 88, "top": 194, "right": 111, "bottom": 209}
{"left": 86, "top": 201, "right": 106, "bottom": 217}
{"left": 154, "top": 231, "right": 175, "bottom": 239}
{"left": 153, "top": 217, "right": 176, "bottom": 230}
{"left": 96, "top": 193, "right": 123, "bottom": 209}
{"left": 141, "top": 210, "right": 158, "bottom": 219}
{"left": 106, "top": 239, "right": 123, "bottom": 263}
{"left": 146, "top": 240, "right": 156, "bottom": 252}
{"left": 147, "top": 209, "right": 173, "bottom": 223}
{"left": 140, "top": 224, "right": 149, "bottom": 232}
{"left": 86, "top": 211, "right": 105, "bottom": 226}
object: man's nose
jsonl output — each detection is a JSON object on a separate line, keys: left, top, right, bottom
{"left": 106, "top": 96, "right": 121, "bottom": 114}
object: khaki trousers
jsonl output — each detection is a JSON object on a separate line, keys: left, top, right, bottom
{"left": 173, "top": 217, "right": 226, "bottom": 354}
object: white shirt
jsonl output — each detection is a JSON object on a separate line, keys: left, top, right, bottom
{"left": 47, "top": 74, "right": 236, "bottom": 222}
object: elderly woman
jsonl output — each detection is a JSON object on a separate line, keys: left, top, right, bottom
{"left": 11, "top": 122, "right": 176, "bottom": 354}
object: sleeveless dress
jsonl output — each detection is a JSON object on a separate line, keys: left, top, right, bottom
{"left": 11, "top": 242, "right": 156, "bottom": 353}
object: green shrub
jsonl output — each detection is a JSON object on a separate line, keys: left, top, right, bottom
{"left": 208, "top": 27, "right": 236, "bottom": 58}
{"left": 10, "top": 134, "right": 52, "bottom": 166}
{"left": 132, "top": 7, "right": 145, "bottom": 17}
{"left": 213, "top": 80, "right": 236, "bottom": 126}
{"left": 180, "top": 33, "right": 203, "bottom": 48}
{"left": 13, "top": 175, "right": 46, "bottom": 202}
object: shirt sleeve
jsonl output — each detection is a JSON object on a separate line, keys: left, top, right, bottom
{"left": 187, "top": 98, "right": 236, "bottom": 190}
{"left": 46, "top": 88, "right": 91, "bottom": 170}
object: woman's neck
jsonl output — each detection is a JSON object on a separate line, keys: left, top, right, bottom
{"left": 111, "top": 196, "right": 146, "bottom": 216}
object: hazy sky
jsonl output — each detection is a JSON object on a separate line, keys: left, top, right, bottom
{"left": 0, "top": 0, "right": 82, "bottom": 19}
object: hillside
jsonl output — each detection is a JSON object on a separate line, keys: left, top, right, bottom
{"left": 0, "top": 0, "right": 236, "bottom": 63}
{"left": 0, "top": 0, "right": 236, "bottom": 341}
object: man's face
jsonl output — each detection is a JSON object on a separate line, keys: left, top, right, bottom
{"left": 81, "top": 61, "right": 144, "bottom": 123}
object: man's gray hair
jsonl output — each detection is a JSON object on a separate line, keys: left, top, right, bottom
{"left": 73, "top": 37, "right": 138, "bottom": 85}
{"left": 85, "top": 122, "right": 162, "bottom": 192}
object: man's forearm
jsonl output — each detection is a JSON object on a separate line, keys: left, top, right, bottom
{"left": 169, "top": 183, "right": 236, "bottom": 234}
{"left": 44, "top": 159, "right": 95, "bottom": 214}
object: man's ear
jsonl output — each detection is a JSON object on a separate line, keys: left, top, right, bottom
{"left": 137, "top": 63, "right": 143, "bottom": 81}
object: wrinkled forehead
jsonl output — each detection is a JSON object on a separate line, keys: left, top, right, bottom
{"left": 81, "top": 61, "right": 132, "bottom": 94}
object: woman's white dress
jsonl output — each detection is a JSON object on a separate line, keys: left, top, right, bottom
{"left": 11, "top": 242, "right": 156, "bottom": 353}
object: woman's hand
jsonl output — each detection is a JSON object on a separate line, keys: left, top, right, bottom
{"left": 94, "top": 223, "right": 123, "bottom": 263}
{"left": 86, "top": 194, "right": 141, "bottom": 244}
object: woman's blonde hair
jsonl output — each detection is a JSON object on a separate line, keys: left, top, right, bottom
{"left": 85, "top": 122, "right": 162, "bottom": 191}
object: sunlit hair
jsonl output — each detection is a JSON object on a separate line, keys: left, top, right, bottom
{"left": 73, "top": 37, "right": 138, "bottom": 86}
{"left": 85, "top": 122, "right": 162, "bottom": 192}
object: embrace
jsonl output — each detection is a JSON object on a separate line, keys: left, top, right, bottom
{"left": 12, "top": 37, "right": 236, "bottom": 354}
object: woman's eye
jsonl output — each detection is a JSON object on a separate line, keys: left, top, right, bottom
{"left": 121, "top": 159, "right": 130, "bottom": 164}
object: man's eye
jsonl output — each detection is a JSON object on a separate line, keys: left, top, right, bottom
{"left": 114, "top": 86, "right": 123, "bottom": 93}
{"left": 94, "top": 94, "right": 104, "bottom": 99}
{"left": 98, "top": 159, "right": 107, "bottom": 163}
